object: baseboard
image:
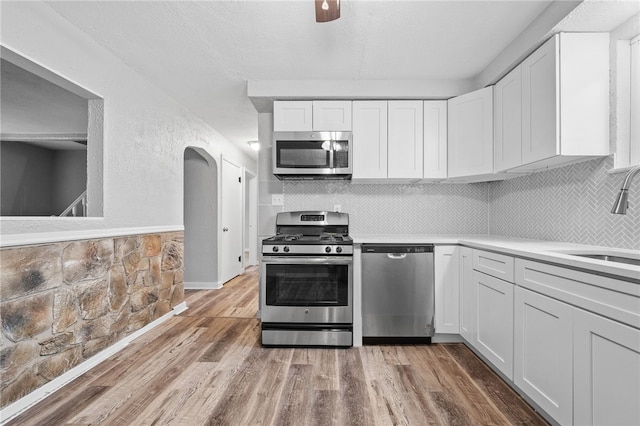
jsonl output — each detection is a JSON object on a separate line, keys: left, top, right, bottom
{"left": 432, "top": 333, "right": 464, "bottom": 343}
{"left": 0, "top": 302, "right": 188, "bottom": 424}
{"left": 184, "top": 281, "right": 221, "bottom": 290}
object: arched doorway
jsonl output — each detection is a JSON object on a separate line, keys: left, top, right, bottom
{"left": 183, "top": 147, "right": 218, "bottom": 289}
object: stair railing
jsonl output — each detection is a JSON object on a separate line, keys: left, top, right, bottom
{"left": 59, "top": 190, "right": 87, "bottom": 217}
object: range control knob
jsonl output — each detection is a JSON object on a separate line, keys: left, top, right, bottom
{"left": 272, "top": 246, "right": 279, "bottom": 253}
{"left": 283, "top": 246, "right": 290, "bottom": 253}
{"left": 325, "top": 246, "right": 332, "bottom": 253}
{"left": 336, "top": 246, "right": 343, "bottom": 253}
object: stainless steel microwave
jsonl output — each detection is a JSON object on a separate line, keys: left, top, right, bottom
{"left": 272, "top": 131, "right": 352, "bottom": 179}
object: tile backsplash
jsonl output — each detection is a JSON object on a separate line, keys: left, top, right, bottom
{"left": 489, "top": 157, "right": 639, "bottom": 250}
{"left": 284, "top": 181, "right": 489, "bottom": 235}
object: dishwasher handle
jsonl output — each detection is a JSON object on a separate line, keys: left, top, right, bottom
{"left": 387, "top": 253, "right": 407, "bottom": 260}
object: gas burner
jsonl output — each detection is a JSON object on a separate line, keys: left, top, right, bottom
{"left": 273, "top": 233, "right": 302, "bottom": 242}
{"left": 262, "top": 211, "right": 352, "bottom": 256}
{"left": 320, "top": 233, "right": 338, "bottom": 240}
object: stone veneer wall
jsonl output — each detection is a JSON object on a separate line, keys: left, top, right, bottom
{"left": 0, "top": 231, "right": 184, "bottom": 408}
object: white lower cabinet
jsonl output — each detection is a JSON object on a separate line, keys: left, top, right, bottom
{"left": 447, "top": 252, "right": 640, "bottom": 426}
{"left": 434, "top": 246, "right": 460, "bottom": 334}
{"left": 514, "top": 287, "right": 573, "bottom": 425}
{"left": 459, "top": 247, "right": 475, "bottom": 342}
{"left": 474, "top": 270, "right": 514, "bottom": 380}
{"left": 574, "top": 309, "right": 640, "bottom": 426}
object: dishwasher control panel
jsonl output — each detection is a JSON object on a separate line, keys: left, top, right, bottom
{"left": 363, "top": 244, "right": 434, "bottom": 254}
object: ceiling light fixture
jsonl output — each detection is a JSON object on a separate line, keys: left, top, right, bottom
{"left": 247, "top": 140, "right": 260, "bottom": 151}
{"left": 315, "top": 0, "right": 340, "bottom": 23}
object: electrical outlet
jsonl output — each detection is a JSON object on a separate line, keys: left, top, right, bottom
{"left": 333, "top": 204, "right": 341, "bottom": 212}
{"left": 272, "top": 194, "right": 284, "bottom": 206}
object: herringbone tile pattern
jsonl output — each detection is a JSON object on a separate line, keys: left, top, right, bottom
{"left": 489, "top": 157, "right": 640, "bottom": 249}
{"left": 284, "top": 180, "right": 490, "bottom": 235}
{"left": 281, "top": 157, "right": 638, "bottom": 249}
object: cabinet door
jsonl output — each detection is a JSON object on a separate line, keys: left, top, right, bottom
{"left": 574, "top": 309, "right": 640, "bottom": 426}
{"left": 448, "top": 87, "right": 494, "bottom": 178}
{"left": 474, "top": 270, "right": 514, "bottom": 380}
{"left": 434, "top": 246, "right": 459, "bottom": 334}
{"left": 423, "top": 101, "right": 447, "bottom": 179}
{"left": 522, "top": 35, "right": 558, "bottom": 165}
{"left": 273, "top": 101, "right": 313, "bottom": 131}
{"left": 459, "top": 247, "right": 475, "bottom": 343}
{"left": 388, "top": 101, "right": 423, "bottom": 179}
{"left": 312, "top": 100, "right": 352, "bottom": 131}
{"left": 494, "top": 66, "right": 523, "bottom": 172}
{"left": 352, "top": 101, "right": 388, "bottom": 179}
{"left": 514, "top": 287, "right": 573, "bottom": 425}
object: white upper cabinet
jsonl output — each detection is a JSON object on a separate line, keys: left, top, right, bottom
{"left": 521, "top": 36, "right": 557, "bottom": 166}
{"left": 494, "top": 66, "right": 523, "bottom": 172}
{"left": 353, "top": 100, "right": 447, "bottom": 182}
{"left": 352, "top": 101, "right": 388, "bottom": 180}
{"left": 448, "top": 87, "right": 494, "bottom": 180}
{"left": 273, "top": 101, "right": 313, "bottom": 131}
{"left": 273, "top": 100, "right": 352, "bottom": 131}
{"left": 388, "top": 101, "right": 424, "bottom": 180}
{"left": 423, "top": 101, "right": 447, "bottom": 180}
{"left": 312, "top": 100, "right": 352, "bottom": 131}
{"left": 518, "top": 33, "right": 610, "bottom": 171}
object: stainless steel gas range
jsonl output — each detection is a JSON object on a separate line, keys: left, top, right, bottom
{"left": 260, "top": 211, "right": 353, "bottom": 347}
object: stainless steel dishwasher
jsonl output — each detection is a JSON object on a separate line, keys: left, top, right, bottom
{"left": 361, "top": 244, "right": 435, "bottom": 340}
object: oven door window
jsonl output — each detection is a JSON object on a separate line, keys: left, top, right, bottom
{"left": 275, "top": 141, "right": 331, "bottom": 169}
{"left": 265, "top": 263, "right": 349, "bottom": 306}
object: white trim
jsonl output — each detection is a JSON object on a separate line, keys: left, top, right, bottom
{"left": 184, "top": 281, "right": 222, "bottom": 290}
{"left": 0, "top": 302, "right": 188, "bottom": 424}
{"left": 431, "top": 334, "right": 465, "bottom": 343}
{"left": 0, "top": 225, "right": 184, "bottom": 248}
{"left": 607, "top": 164, "right": 640, "bottom": 175}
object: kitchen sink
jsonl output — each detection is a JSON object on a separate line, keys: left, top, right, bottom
{"left": 548, "top": 249, "right": 640, "bottom": 267}
{"left": 566, "top": 253, "right": 640, "bottom": 266}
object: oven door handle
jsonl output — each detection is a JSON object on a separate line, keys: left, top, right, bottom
{"left": 262, "top": 256, "right": 353, "bottom": 265}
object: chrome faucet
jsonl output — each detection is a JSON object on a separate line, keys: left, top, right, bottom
{"left": 611, "top": 165, "right": 640, "bottom": 215}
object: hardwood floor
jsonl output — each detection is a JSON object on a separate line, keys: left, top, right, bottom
{"left": 7, "top": 266, "right": 547, "bottom": 425}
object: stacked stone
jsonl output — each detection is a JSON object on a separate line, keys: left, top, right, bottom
{"left": 0, "top": 232, "right": 184, "bottom": 408}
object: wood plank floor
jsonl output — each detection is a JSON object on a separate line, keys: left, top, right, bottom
{"left": 7, "top": 266, "right": 548, "bottom": 425}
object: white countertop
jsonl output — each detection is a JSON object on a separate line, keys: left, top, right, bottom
{"left": 351, "top": 234, "right": 640, "bottom": 283}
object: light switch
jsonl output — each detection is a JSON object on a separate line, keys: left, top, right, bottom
{"left": 272, "top": 194, "right": 284, "bottom": 206}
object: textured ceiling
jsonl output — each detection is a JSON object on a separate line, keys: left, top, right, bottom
{"left": 43, "top": 1, "right": 639, "bottom": 159}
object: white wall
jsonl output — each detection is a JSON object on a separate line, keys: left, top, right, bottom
{"left": 52, "top": 150, "right": 87, "bottom": 215}
{"left": 0, "top": 142, "right": 53, "bottom": 215}
{"left": 0, "top": 1, "right": 256, "bottom": 237}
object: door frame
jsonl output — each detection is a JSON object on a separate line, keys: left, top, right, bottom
{"left": 220, "top": 156, "right": 244, "bottom": 285}
{"left": 243, "top": 167, "right": 258, "bottom": 267}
